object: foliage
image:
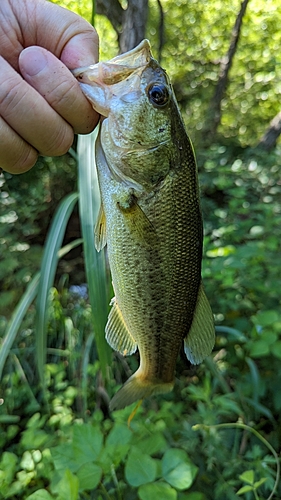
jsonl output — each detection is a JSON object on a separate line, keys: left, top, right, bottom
{"left": 1, "top": 1, "right": 281, "bottom": 500}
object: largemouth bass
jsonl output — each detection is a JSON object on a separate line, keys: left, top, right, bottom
{"left": 73, "top": 40, "right": 215, "bottom": 411}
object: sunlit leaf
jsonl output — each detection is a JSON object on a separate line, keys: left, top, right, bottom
{"left": 162, "top": 449, "right": 198, "bottom": 490}
{"left": 77, "top": 130, "right": 111, "bottom": 378}
{"left": 138, "top": 481, "right": 177, "bottom": 500}
{"left": 125, "top": 448, "right": 157, "bottom": 487}
{"left": 35, "top": 192, "right": 78, "bottom": 385}
{"left": 76, "top": 462, "right": 102, "bottom": 491}
{"left": 239, "top": 469, "right": 254, "bottom": 485}
{"left": 25, "top": 490, "right": 53, "bottom": 500}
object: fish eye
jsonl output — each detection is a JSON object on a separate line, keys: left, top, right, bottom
{"left": 147, "top": 83, "right": 170, "bottom": 107}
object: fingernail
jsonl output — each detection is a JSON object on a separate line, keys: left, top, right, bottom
{"left": 20, "top": 47, "right": 48, "bottom": 77}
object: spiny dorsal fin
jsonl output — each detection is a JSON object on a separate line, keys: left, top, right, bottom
{"left": 94, "top": 204, "right": 107, "bottom": 251}
{"left": 105, "top": 298, "right": 137, "bottom": 356}
{"left": 184, "top": 282, "right": 215, "bottom": 365}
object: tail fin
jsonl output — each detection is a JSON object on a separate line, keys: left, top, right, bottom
{"left": 109, "top": 371, "right": 174, "bottom": 411}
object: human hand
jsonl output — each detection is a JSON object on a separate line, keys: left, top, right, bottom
{"left": 0, "top": 0, "right": 99, "bottom": 174}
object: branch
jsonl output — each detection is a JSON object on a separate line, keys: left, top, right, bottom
{"left": 202, "top": 0, "right": 250, "bottom": 141}
{"left": 157, "top": 0, "right": 165, "bottom": 63}
{"left": 96, "top": 0, "right": 123, "bottom": 34}
{"left": 119, "top": 0, "right": 149, "bottom": 53}
{"left": 256, "top": 110, "right": 281, "bottom": 151}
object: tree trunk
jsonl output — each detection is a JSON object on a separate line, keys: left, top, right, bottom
{"left": 256, "top": 110, "right": 281, "bottom": 151}
{"left": 96, "top": 0, "right": 149, "bottom": 53}
{"left": 202, "top": 0, "right": 249, "bottom": 142}
{"left": 120, "top": 0, "right": 148, "bottom": 53}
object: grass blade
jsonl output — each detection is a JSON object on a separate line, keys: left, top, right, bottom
{"left": 0, "top": 273, "right": 40, "bottom": 380}
{"left": 35, "top": 192, "right": 78, "bottom": 385}
{"left": 0, "top": 237, "right": 83, "bottom": 382}
{"left": 77, "top": 129, "right": 111, "bottom": 378}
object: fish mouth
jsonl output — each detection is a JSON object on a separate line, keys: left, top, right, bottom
{"left": 72, "top": 40, "right": 153, "bottom": 86}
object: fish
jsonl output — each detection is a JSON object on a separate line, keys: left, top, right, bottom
{"left": 73, "top": 40, "right": 215, "bottom": 411}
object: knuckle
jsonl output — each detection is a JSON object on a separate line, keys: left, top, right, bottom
{"left": 2, "top": 148, "right": 38, "bottom": 174}
{"left": 0, "top": 77, "right": 26, "bottom": 117}
{"left": 41, "top": 125, "right": 74, "bottom": 157}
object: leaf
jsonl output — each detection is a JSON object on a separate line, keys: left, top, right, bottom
{"left": 162, "top": 449, "right": 198, "bottom": 490}
{"left": 72, "top": 423, "right": 103, "bottom": 464}
{"left": 254, "top": 477, "right": 267, "bottom": 489}
{"left": 271, "top": 340, "right": 281, "bottom": 359}
{"left": 104, "top": 423, "right": 132, "bottom": 467}
{"left": 35, "top": 192, "right": 78, "bottom": 384}
{"left": 106, "top": 423, "right": 132, "bottom": 447}
{"left": 253, "top": 310, "right": 279, "bottom": 327}
{"left": 138, "top": 481, "right": 177, "bottom": 500}
{"left": 25, "top": 490, "right": 54, "bottom": 500}
{"left": 237, "top": 485, "right": 254, "bottom": 495}
{"left": 56, "top": 470, "right": 79, "bottom": 500}
{"left": 0, "top": 272, "right": 40, "bottom": 380}
{"left": 249, "top": 340, "right": 270, "bottom": 357}
{"left": 125, "top": 449, "right": 157, "bottom": 487}
{"left": 76, "top": 463, "right": 102, "bottom": 491}
{"left": 77, "top": 130, "right": 111, "bottom": 378}
{"left": 51, "top": 444, "right": 79, "bottom": 473}
{"left": 135, "top": 432, "right": 167, "bottom": 455}
{"left": 180, "top": 493, "right": 207, "bottom": 500}
{"left": 239, "top": 470, "right": 254, "bottom": 485}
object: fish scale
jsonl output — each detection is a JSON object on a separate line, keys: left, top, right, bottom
{"left": 73, "top": 40, "right": 215, "bottom": 410}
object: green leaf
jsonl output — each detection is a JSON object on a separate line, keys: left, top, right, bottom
{"left": 239, "top": 470, "right": 254, "bottom": 485}
{"left": 253, "top": 310, "right": 279, "bottom": 327}
{"left": 77, "top": 462, "right": 102, "bottom": 491}
{"left": 25, "top": 490, "right": 53, "bottom": 500}
{"left": 77, "top": 131, "right": 111, "bottom": 378}
{"left": 125, "top": 449, "right": 157, "bottom": 487}
{"left": 138, "top": 481, "right": 177, "bottom": 500}
{"left": 271, "top": 340, "right": 281, "bottom": 359}
{"left": 51, "top": 444, "right": 79, "bottom": 473}
{"left": 35, "top": 192, "right": 78, "bottom": 384}
{"left": 162, "top": 449, "right": 198, "bottom": 490}
{"left": 56, "top": 470, "right": 79, "bottom": 500}
{"left": 72, "top": 423, "right": 103, "bottom": 464}
{"left": 0, "top": 272, "right": 40, "bottom": 380}
{"left": 237, "top": 485, "right": 254, "bottom": 495}
{"left": 249, "top": 340, "right": 270, "bottom": 357}
{"left": 104, "top": 423, "right": 132, "bottom": 467}
{"left": 254, "top": 477, "right": 267, "bottom": 489}
{"left": 136, "top": 432, "right": 167, "bottom": 455}
{"left": 106, "top": 423, "right": 132, "bottom": 447}
{"left": 180, "top": 493, "right": 207, "bottom": 500}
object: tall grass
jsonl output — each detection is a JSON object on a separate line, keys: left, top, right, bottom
{"left": 0, "top": 130, "right": 111, "bottom": 388}
{"left": 77, "top": 129, "right": 111, "bottom": 377}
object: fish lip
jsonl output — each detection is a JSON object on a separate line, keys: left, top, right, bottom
{"left": 72, "top": 39, "right": 153, "bottom": 82}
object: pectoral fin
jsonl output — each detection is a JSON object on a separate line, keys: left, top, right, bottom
{"left": 105, "top": 298, "right": 137, "bottom": 356}
{"left": 117, "top": 192, "right": 156, "bottom": 244}
{"left": 184, "top": 282, "right": 215, "bottom": 365}
{"left": 94, "top": 204, "right": 107, "bottom": 251}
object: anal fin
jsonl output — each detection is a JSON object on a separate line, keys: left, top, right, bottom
{"left": 106, "top": 298, "right": 137, "bottom": 356}
{"left": 184, "top": 282, "right": 215, "bottom": 365}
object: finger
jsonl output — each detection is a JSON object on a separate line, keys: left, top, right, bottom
{"left": 0, "top": 116, "right": 38, "bottom": 174}
{"left": 19, "top": 46, "right": 99, "bottom": 135}
{"left": 0, "top": 56, "right": 74, "bottom": 157}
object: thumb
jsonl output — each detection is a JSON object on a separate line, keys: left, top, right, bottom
{"left": 60, "top": 31, "right": 99, "bottom": 69}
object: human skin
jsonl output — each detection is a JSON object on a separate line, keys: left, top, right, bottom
{"left": 0, "top": 0, "right": 99, "bottom": 174}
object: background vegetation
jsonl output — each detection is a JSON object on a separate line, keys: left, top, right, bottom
{"left": 0, "top": 0, "right": 281, "bottom": 499}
